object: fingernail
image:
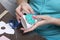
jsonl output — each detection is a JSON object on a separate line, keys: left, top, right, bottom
{"left": 18, "top": 21, "right": 20, "bottom": 23}
{"left": 32, "top": 15, "right": 36, "bottom": 19}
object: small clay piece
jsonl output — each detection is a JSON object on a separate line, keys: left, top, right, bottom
{"left": 1, "top": 26, "right": 5, "bottom": 30}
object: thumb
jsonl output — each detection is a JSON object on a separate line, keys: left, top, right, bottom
{"left": 33, "top": 15, "right": 41, "bottom": 19}
{"left": 33, "top": 15, "right": 47, "bottom": 20}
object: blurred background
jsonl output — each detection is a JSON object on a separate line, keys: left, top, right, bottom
{"left": 0, "top": 0, "right": 45, "bottom": 40}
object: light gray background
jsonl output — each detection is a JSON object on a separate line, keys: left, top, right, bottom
{"left": 0, "top": 0, "right": 18, "bottom": 16}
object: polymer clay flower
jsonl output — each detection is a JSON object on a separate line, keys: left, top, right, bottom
{"left": 0, "top": 21, "right": 15, "bottom": 34}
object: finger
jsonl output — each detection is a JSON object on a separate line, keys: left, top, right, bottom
{"left": 16, "top": 9, "right": 23, "bottom": 17}
{"left": 33, "top": 15, "right": 41, "bottom": 18}
{"left": 16, "top": 16, "right": 20, "bottom": 23}
{"left": 23, "top": 7, "right": 30, "bottom": 13}
{"left": 16, "top": 6, "right": 23, "bottom": 17}
{"left": 33, "top": 15, "right": 47, "bottom": 19}
{"left": 28, "top": 6, "right": 34, "bottom": 14}
{"left": 20, "top": 28, "right": 25, "bottom": 30}
{"left": 32, "top": 15, "right": 37, "bottom": 19}
{"left": 16, "top": 13, "right": 21, "bottom": 23}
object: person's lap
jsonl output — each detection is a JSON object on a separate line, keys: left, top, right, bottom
{"left": 44, "top": 34, "right": 60, "bottom": 40}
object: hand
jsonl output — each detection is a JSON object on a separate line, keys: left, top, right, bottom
{"left": 20, "top": 15, "right": 56, "bottom": 33}
{"left": 16, "top": 2, "right": 34, "bottom": 23}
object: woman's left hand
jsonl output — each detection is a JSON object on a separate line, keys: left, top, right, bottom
{"left": 21, "top": 15, "right": 56, "bottom": 33}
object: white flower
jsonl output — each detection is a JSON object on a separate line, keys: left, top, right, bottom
{"left": 0, "top": 21, "right": 14, "bottom": 34}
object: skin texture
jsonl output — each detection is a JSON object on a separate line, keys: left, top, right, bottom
{"left": 16, "top": 0, "right": 60, "bottom": 33}
{"left": 20, "top": 15, "right": 60, "bottom": 33}
{"left": 16, "top": 0, "right": 34, "bottom": 23}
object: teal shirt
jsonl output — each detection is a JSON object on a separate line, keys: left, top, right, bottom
{"left": 29, "top": 0, "right": 60, "bottom": 36}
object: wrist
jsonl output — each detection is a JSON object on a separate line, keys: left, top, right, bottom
{"left": 20, "top": 2, "right": 27, "bottom": 5}
{"left": 20, "top": 1, "right": 26, "bottom": 4}
{"left": 16, "top": 0, "right": 26, "bottom": 5}
{"left": 50, "top": 18, "right": 58, "bottom": 24}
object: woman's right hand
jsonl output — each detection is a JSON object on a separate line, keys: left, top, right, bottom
{"left": 16, "top": 2, "right": 34, "bottom": 23}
